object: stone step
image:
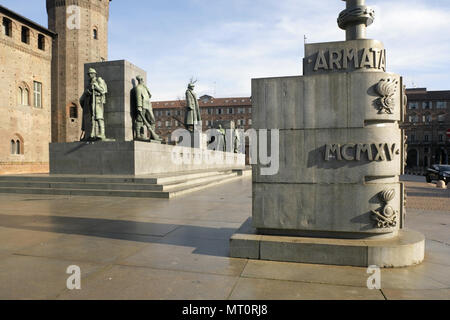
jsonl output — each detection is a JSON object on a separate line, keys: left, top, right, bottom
{"left": 155, "top": 170, "right": 232, "bottom": 185}
{"left": 162, "top": 172, "right": 238, "bottom": 191}
{"left": 169, "top": 174, "right": 245, "bottom": 198}
{"left": 0, "top": 186, "right": 171, "bottom": 198}
{"left": 0, "top": 171, "right": 245, "bottom": 199}
{"left": 0, "top": 172, "right": 237, "bottom": 192}
{"left": 0, "top": 169, "right": 234, "bottom": 185}
{"left": 0, "top": 181, "right": 163, "bottom": 191}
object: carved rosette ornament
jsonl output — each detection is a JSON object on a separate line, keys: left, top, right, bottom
{"left": 371, "top": 189, "right": 398, "bottom": 228}
{"left": 375, "top": 78, "right": 398, "bottom": 114}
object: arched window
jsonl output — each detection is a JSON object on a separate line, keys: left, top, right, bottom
{"left": 93, "top": 28, "right": 98, "bottom": 40}
{"left": 16, "top": 140, "right": 21, "bottom": 155}
{"left": 10, "top": 140, "right": 16, "bottom": 154}
{"left": 23, "top": 88, "right": 29, "bottom": 105}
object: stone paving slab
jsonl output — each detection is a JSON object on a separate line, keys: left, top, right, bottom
{"left": 57, "top": 265, "right": 239, "bottom": 300}
{"left": 228, "top": 277, "right": 386, "bottom": 300}
{"left": 118, "top": 241, "right": 247, "bottom": 277}
{"left": 381, "top": 288, "right": 450, "bottom": 300}
{"left": 0, "top": 255, "right": 103, "bottom": 300}
{"left": 16, "top": 234, "right": 151, "bottom": 264}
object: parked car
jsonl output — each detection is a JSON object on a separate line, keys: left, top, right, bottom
{"left": 425, "top": 164, "right": 450, "bottom": 184}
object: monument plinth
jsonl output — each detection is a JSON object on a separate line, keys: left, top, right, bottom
{"left": 50, "top": 60, "right": 245, "bottom": 175}
{"left": 230, "top": 0, "right": 425, "bottom": 267}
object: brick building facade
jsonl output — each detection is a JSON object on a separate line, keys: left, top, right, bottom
{"left": 0, "top": 5, "right": 55, "bottom": 174}
{"left": 401, "top": 88, "right": 450, "bottom": 170}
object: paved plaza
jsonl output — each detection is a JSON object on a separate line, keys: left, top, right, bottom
{"left": 0, "top": 175, "right": 448, "bottom": 300}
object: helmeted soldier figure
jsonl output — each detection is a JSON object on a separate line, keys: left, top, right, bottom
{"left": 80, "top": 68, "right": 108, "bottom": 141}
{"left": 184, "top": 81, "right": 201, "bottom": 132}
{"left": 217, "top": 124, "right": 226, "bottom": 152}
{"left": 134, "top": 75, "right": 161, "bottom": 141}
{"left": 233, "top": 128, "right": 241, "bottom": 153}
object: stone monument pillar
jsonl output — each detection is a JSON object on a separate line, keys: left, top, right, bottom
{"left": 230, "top": 0, "right": 425, "bottom": 267}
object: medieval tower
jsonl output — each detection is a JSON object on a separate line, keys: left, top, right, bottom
{"left": 46, "top": 0, "right": 110, "bottom": 142}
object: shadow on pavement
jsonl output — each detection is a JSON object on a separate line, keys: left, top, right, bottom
{"left": 0, "top": 214, "right": 237, "bottom": 258}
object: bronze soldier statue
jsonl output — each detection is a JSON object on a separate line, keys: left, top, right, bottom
{"left": 80, "top": 68, "right": 108, "bottom": 141}
{"left": 134, "top": 75, "right": 161, "bottom": 141}
{"left": 184, "top": 81, "right": 201, "bottom": 132}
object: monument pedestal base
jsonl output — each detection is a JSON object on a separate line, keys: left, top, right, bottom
{"left": 50, "top": 141, "right": 245, "bottom": 175}
{"left": 230, "top": 218, "right": 425, "bottom": 268}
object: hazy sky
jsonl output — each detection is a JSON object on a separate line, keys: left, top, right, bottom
{"left": 2, "top": 0, "right": 450, "bottom": 100}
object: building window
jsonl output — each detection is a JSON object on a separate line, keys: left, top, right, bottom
{"left": 21, "top": 26, "right": 30, "bottom": 44}
{"left": 10, "top": 140, "right": 15, "bottom": 154}
{"left": 208, "top": 108, "right": 213, "bottom": 115}
{"left": 18, "top": 88, "right": 23, "bottom": 105}
{"left": 16, "top": 140, "right": 21, "bottom": 154}
{"left": 409, "top": 115, "right": 419, "bottom": 123}
{"left": 33, "top": 81, "right": 42, "bottom": 108}
{"left": 238, "top": 108, "right": 245, "bottom": 114}
{"left": 24, "top": 88, "right": 29, "bottom": 105}
{"left": 423, "top": 114, "right": 432, "bottom": 123}
{"left": 157, "top": 121, "right": 161, "bottom": 128}
{"left": 216, "top": 108, "right": 223, "bottom": 115}
{"left": 408, "top": 102, "right": 418, "bottom": 110}
{"left": 166, "top": 110, "right": 171, "bottom": 116}
{"left": 38, "top": 34, "right": 45, "bottom": 50}
{"left": 439, "top": 134, "right": 444, "bottom": 142}
{"left": 93, "top": 28, "right": 98, "bottom": 40}
{"left": 436, "top": 101, "right": 447, "bottom": 109}
{"left": 248, "top": 119, "right": 252, "bottom": 126}
{"left": 19, "top": 87, "right": 29, "bottom": 106}
{"left": 424, "top": 135, "right": 429, "bottom": 142}
{"left": 2, "top": 17, "right": 12, "bottom": 37}
{"left": 410, "top": 135, "right": 415, "bottom": 142}
{"left": 422, "top": 101, "right": 432, "bottom": 109}
{"left": 248, "top": 108, "right": 252, "bottom": 114}
{"left": 438, "top": 114, "right": 445, "bottom": 122}
{"left": 69, "top": 105, "right": 78, "bottom": 119}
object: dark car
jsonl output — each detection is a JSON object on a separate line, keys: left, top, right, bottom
{"left": 425, "top": 164, "right": 450, "bottom": 184}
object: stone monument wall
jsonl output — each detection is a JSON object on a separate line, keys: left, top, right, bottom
{"left": 84, "top": 60, "right": 146, "bottom": 142}
{"left": 252, "top": 28, "right": 406, "bottom": 239}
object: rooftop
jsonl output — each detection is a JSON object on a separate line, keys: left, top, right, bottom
{"left": 406, "top": 88, "right": 450, "bottom": 100}
{"left": 153, "top": 96, "right": 252, "bottom": 109}
{"left": 0, "top": 5, "right": 56, "bottom": 37}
